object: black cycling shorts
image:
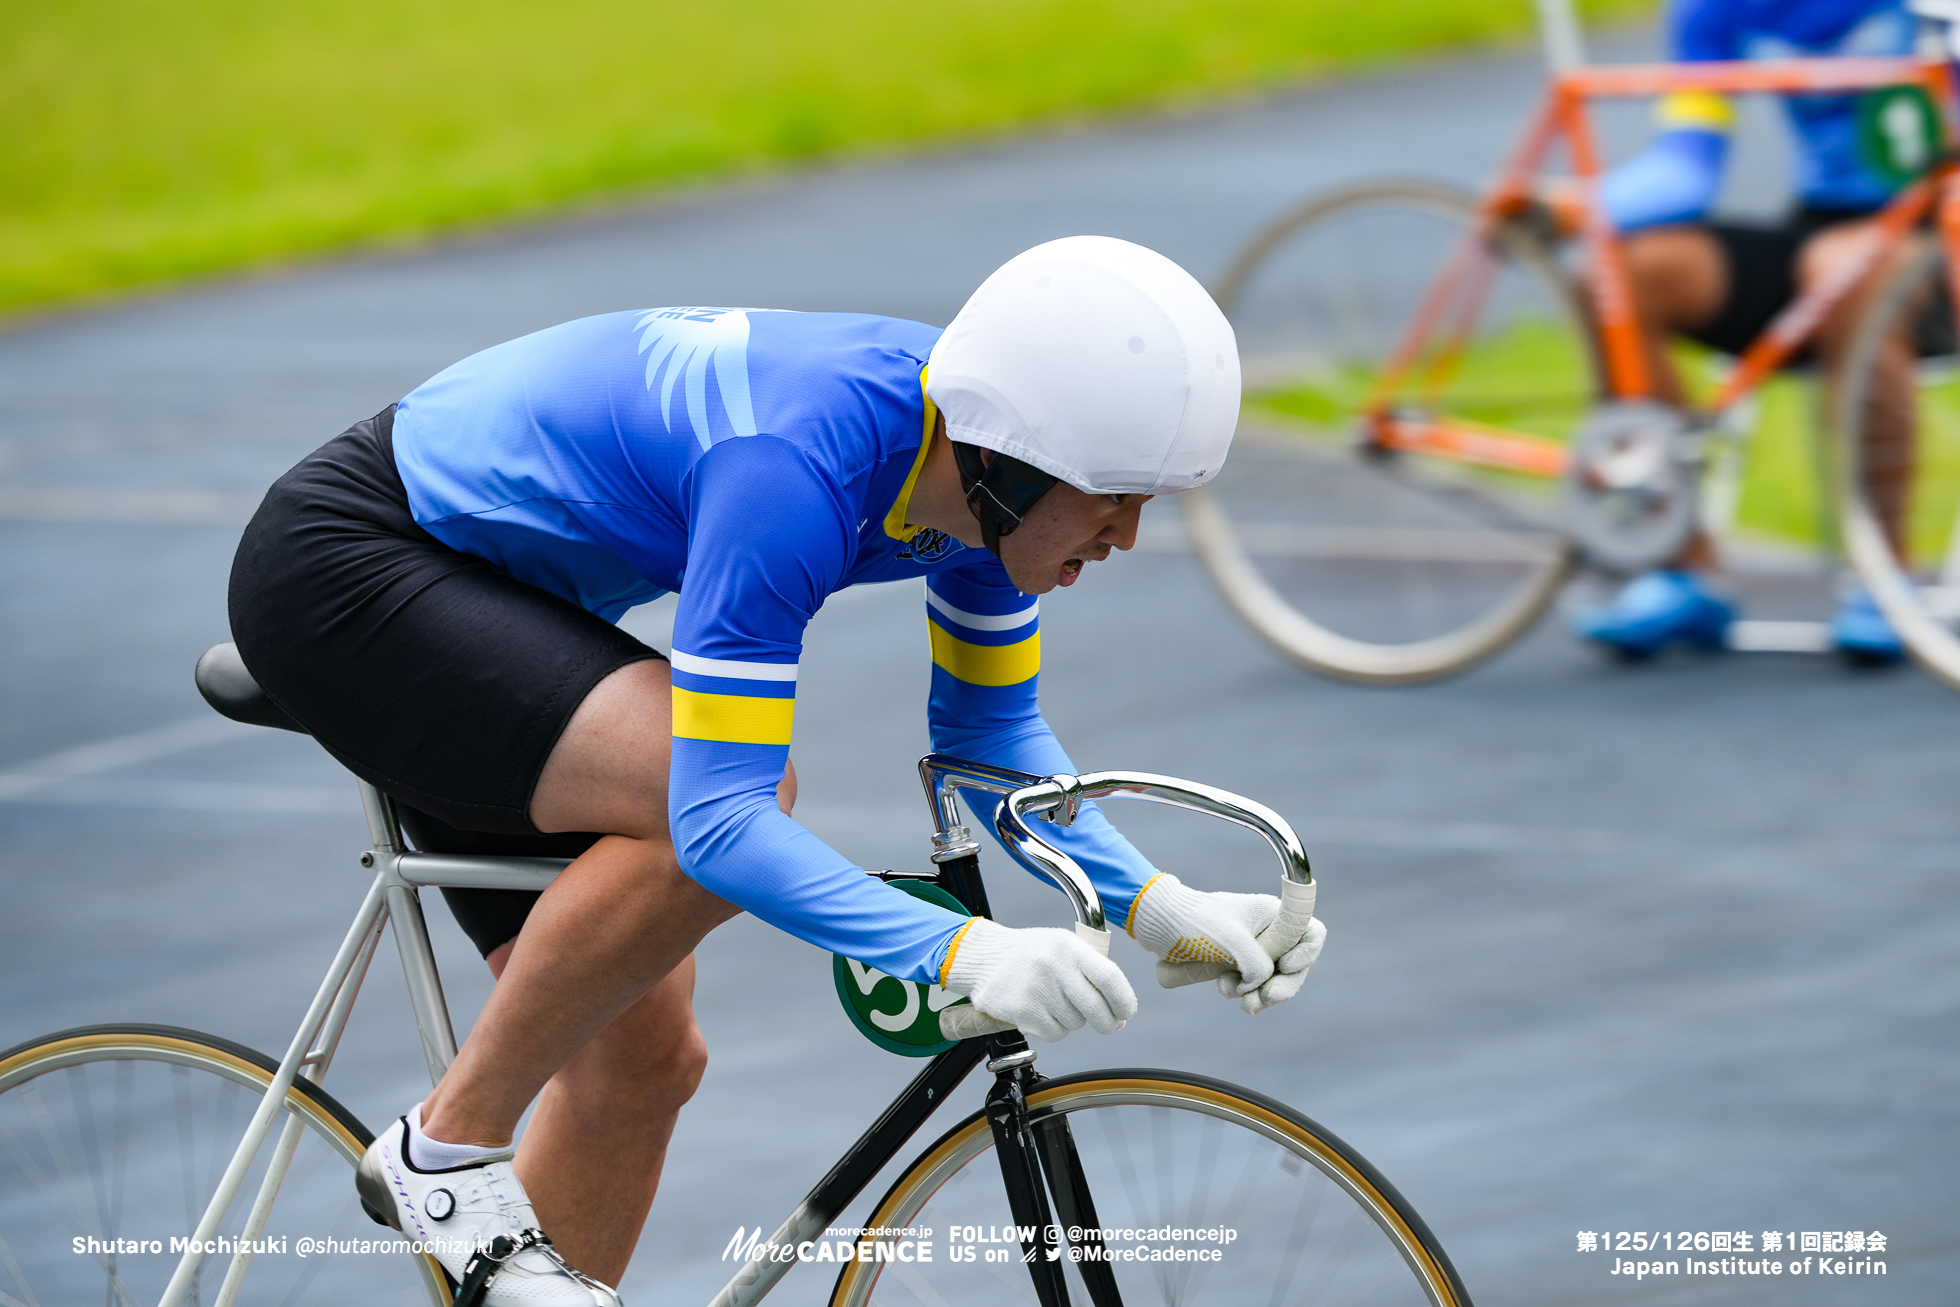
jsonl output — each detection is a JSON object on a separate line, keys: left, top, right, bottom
{"left": 1686, "top": 207, "right": 1955, "bottom": 360}
{"left": 1687, "top": 209, "right": 1863, "bottom": 357}
{"left": 229, "top": 406, "right": 663, "bottom": 956}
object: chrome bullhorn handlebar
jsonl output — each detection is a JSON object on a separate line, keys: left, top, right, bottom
{"left": 916, "top": 753, "right": 1313, "bottom": 934}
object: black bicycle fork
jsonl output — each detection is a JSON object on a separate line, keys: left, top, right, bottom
{"left": 815, "top": 851, "right": 1125, "bottom": 1306}
{"left": 983, "top": 1047, "right": 1123, "bottom": 1307}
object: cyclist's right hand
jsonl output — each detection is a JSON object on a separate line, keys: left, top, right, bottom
{"left": 940, "top": 918, "right": 1138, "bottom": 1042}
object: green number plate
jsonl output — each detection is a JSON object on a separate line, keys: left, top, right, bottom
{"left": 1857, "top": 86, "right": 1943, "bottom": 187}
{"left": 833, "top": 878, "right": 972, "bottom": 1057}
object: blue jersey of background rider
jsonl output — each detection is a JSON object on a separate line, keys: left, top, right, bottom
{"left": 1602, "top": 0, "right": 1913, "bottom": 231}
{"left": 391, "top": 307, "right": 1158, "bottom": 984}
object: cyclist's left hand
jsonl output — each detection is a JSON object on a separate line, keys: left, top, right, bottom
{"left": 1129, "top": 874, "right": 1324, "bottom": 1015}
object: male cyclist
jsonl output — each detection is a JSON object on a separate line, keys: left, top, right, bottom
{"left": 1575, "top": 0, "right": 1916, "bottom": 661}
{"left": 228, "top": 236, "right": 1325, "bottom": 1305}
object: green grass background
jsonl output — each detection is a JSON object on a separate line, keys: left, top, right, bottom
{"left": 6, "top": 0, "right": 1645, "bottom": 315}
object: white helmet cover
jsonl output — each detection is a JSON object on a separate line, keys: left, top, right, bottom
{"left": 926, "top": 236, "right": 1240, "bottom": 496}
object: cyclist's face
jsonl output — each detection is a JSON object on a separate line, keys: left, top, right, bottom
{"left": 998, "top": 485, "right": 1150, "bottom": 594}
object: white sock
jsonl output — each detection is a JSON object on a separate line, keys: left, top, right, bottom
{"left": 406, "top": 1101, "right": 508, "bottom": 1171}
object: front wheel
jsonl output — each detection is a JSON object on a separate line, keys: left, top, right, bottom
{"left": 832, "top": 1069, "right": 1471, "bottom": 1307}
{"left": 0, "top": 1024, "right": 448, "bottom": 1306}
{"left": 1194, "top": 179, "right": 1590, "bottom": 684}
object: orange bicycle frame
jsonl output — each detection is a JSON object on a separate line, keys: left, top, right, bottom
{"left": 1362, "top": 53, "right": 1960, "bottom": 479}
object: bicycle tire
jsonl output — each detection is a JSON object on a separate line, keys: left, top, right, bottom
{"left": 830, "top": 1068, "right": 1471, "bottom": 1307}
{"left": 0, "top": 1023, "right": 448, "bottom": 1306}
{"left": 1833, "top": 236, "right": 1960, "bottom": 688}
{"left": 1191, "top": 179, "right": 1587, "bottom": 684}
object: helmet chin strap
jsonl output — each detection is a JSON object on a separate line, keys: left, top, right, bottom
{"left": 952, "top": 442, "right": 1060, "bottom": 557}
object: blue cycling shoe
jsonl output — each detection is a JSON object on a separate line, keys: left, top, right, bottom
{"left": 1573, "top": 569, "right": 1736, "bottom": 660}
{"left": 1831, "top": 587, "right": 1905, "bottom": 665}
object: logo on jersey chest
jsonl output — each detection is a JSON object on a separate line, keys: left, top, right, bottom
{"left": 897, "top": 528, "right": 959, "bottom": 562}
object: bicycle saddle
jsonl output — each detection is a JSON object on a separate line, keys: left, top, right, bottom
{"left": 195, "top": 642, "right": 308, "bottom": 734}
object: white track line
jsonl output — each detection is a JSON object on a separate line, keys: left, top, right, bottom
{"left": 0, "top": 716, "right": 348, "bottom": 811}
{"left": 0, "top": 776, "right": 349, "bottom": 813}
{"left": 0, "top": 487, "right": 262, "bottom": 525}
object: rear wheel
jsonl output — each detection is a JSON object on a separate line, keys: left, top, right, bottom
{"left": 832, "top": 1069, "right": 1470, "bottom": 1307}
{"left": 1834, "top": 237, "right": 1960, "bottom": 687}
{"left": 0, "top": 1024, "right": 447, "bottom": 1306}
{"left": 1191, "top": 180, "right": 1591, "bottom": 683}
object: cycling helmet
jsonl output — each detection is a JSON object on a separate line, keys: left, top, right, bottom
{"left": 927, "top": 235, "right": 1240, "bottom": 553}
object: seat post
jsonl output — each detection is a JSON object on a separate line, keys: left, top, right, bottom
{"left": 356, "top": 778, "right": 462, "bottom": 1084}
{"left": 358, "top": 779, "right": 405, "bottom": 854}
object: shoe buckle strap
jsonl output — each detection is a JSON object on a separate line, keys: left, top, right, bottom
{"left": 452, "top": 1229, "right": 552, "bottom": 1307}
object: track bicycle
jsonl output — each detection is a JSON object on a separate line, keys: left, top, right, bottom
{"left": 1188, "top": 1, "right": 1960, "bottom": 686}
{"left": 0, "top": 642, "right": 1472, "bottom": 1307}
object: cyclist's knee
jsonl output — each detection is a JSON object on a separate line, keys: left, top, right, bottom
{"left": 576, "top": 1002, "right": 710, "bottom": 1110}
{"left": 1803, "top": 224, "right": 1918, "bottom": 350}
{"left": 648, "top": 1020, "right": 710, "bottom": 1108}
{"left": 1798, "top": 223, "right": 1870, "bottom": 288}
{"left": 1623, "top": 227, "right": 1725, "bottom": 329}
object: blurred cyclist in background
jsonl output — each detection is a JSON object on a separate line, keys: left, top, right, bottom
{"left": 1575, "top": 0, "right": 1915, "bottom": 662}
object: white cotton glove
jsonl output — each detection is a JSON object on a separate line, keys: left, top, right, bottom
{"left": 939, "top": 918, "right": 1139, "bottom": 1043}
{"left": 1127, "top": 874, "right": 1326, "bottom": 1015}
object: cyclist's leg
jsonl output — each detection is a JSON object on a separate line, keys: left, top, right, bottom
{"left": 1804, "top": 220, "right": 1922, "bottom": 660}
{"left": 1622, "top": 224, "right": 1728, "bottom": 411}
{"left": 1621, "top": 226, "right": 1736, "bottom": 572}
{"left": 1580, "top": 221, "right": 1811, "bottom": 653}
{"left": 502, "top": 954, "right": 706, "bottom": 1286}
{"left": 1573, "top": 227, "right": 1731, "bottom": 653}
{"left": 423, "top": 666, "right": 796, "bottom": 1282}
{"left": 420, "top": 659, "right": 727, "bottom": 1140}
{"left": 1804, "top": 221, "right": 1921, "bottom": 555}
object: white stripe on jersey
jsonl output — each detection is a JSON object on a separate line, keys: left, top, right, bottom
{"left": 669, "top": 650, "right": 800, "bottom": 681}
{"left": 925, "top": 588, "right": 1038, "bottom": 632}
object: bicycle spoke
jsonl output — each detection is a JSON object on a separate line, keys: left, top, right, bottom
{"left": 1163, "top": 1116, "right": 1225, "bottom": 1304}
{"left": 0, "top": 1233, "right": 47, "bottom": 1307}
{"left": 69, "top": 1065, "right": 109, "bottom": 1248}
{"left": 1149, "top": 1108, "right": 1177, "bottom": 1302}
{"left": 109, "top": 1061, "right": 133, "bottom": 1307}
{"left": 1265, "top": 1178, "right": 1327, "bottom": 1307}
{"left": 13, "top": 1086, "right": 94, "bottom": 1243}
{"left": 173, "top": 1064, "right": 199, "bottom": 1237}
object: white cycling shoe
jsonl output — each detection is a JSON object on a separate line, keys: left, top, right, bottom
{"left": 357, "top": 1115, "right": 621, "bottom": 1306}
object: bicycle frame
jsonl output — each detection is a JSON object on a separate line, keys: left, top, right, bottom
{"left": 157, "top": 753, "right": 1315, "bottom": 1307}
{"left": 1365, "top": 51, "right": 1960, "bottom": 479}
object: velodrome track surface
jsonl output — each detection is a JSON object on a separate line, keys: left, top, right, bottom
{"left": 2, "top": 27, "right": 1954, "bottom": 1304}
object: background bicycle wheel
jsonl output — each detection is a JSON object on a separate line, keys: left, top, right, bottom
{"left": 1196, "top": 179, "right": 1587, "bottom": 680}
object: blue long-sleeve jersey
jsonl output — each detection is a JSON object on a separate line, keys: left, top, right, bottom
{"left": 390, "top": 307, "right": 1158, "bottom": 983}
{"left": 1603, "top": 0, "right": 1915, "bottom": 231}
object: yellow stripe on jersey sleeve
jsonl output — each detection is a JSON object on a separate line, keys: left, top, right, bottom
{"left": 1656, "top": 90, "right": 1735, "bottom": 132}
{"left": 671, "top": 687, "right": 796, "bottom": 745}
{"left": 929, "top": 624, "right": 1040, "bottom": 687}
